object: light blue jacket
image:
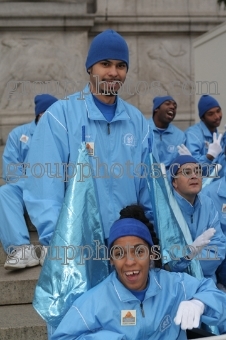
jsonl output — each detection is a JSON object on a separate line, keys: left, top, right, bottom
{"left": 202, "top": 175, "right": 226, "bottom": 235}
{"left": 2, "top": 121, "right": 36, "bottom": 182}
{"left": 51, "top": 269, "right": 226, "bottom": 340}
{"left": 185, "top": 121, "right": 226, "bottom": 178}
{"left": 23, "top": 86, "right": 152, "bottom": 245}
{"left": 169, "top": 191, "right": 226, "bottom": 281}
{"left": 149, "top": 118, "right": 185, "bottom": 169}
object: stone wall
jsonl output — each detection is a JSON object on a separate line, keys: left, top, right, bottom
{"left": 0, "top": 0, "right": 225, "bottom": 145}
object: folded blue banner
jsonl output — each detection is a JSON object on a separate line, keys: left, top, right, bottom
{"left": 33, "top": 142, "right": 109, "bottom": 328}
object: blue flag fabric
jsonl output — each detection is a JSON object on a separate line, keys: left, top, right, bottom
{"left": 33, "top": 142, "right": 109, "bottom": 329}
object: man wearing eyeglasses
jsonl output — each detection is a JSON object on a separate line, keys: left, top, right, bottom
{"left": 167, "top": 155, "right": 226, "bottom": 284}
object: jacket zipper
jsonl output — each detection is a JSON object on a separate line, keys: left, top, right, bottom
{"left": 140, "top": 302, "right": 145, "bottom": 317}
{"left": 191, "top": 215, "right": 193, "bottom": 223}
{"left": 107, "top": 123, "right": 110, "bottom": 135}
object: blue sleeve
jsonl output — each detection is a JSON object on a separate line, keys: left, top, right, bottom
{"left": 179, "top": 273, "right": 226, "bottom": 326}
{"left": 23, "top": 106, "right": 69, "bottom": 245}
{"left": 2, "top": 130, "right": 23, "bottom": 181}
{"left": 52, "top": 330, "right": 126, "bottom": 340}
{"left": 199, "top": 207, "right": 226, "bottom": 277}
{"left": 167, "top": 257, "right": 191, "bottom": 272}
{"left": 75, "top": 331, "right": 126, "bottom": 340}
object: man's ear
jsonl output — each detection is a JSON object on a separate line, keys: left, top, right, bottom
{"left": 200, "top": 113, "right": 205, "bottom": 122}
{"left": 172, "top": 179, "right": 177, "bottom": 189}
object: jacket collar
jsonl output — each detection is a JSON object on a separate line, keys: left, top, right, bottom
{"left": 29, "top": 120, "right": 36, "bottom": 136}
{"left": 84, "top": 84, "right": 130, "bottom": 122}
{"left": 112, "top": 269, "right": 162, "bottom": 303}
{"left": 198, "top": 121, "right": 218, "bottom": 138}
{"left": 149, "top": 118, "right": 174, "bottom": 134}
{"left": 173, "top": 190, "right": 201, "bottom": 215}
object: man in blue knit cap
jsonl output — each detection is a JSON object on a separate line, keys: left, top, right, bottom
{"left": 24, "top": 29, "right": 152, "bottom": 260}
{"left": 0, "top": 94, "right": 58, "bottom": 270}
{"left": 185, "top": 95, "right": 225, "bottom": 178}
{"left": 149, "top": 95, "right": 186, "bottom": 169}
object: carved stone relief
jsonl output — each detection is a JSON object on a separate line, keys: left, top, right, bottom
{"left": 0, "top": 31, "right": 88, "bottom": 114}
{"left": 134, "top": 35, "right": 195, "bottom": 120}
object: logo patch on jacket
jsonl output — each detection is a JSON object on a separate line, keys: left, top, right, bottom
{"left": 121, "top": 310, "right": 136, "bottom": 326}
{"left": 20, "top": 135, "right": 29, "bottom": 143}
{"left": 86, "top": 142, "right": 94, "bottom": 156}
{"left": 159, "top": 315, "right": 172, "bottom": 332}
{"left": 123, "top": 133, "right": 136, "bottom": 147}
{"left": 222, "top": 204, "right": 226, "bottom": 213}
{"left": 167, "top": 145, "right": 175, "bottom": 153}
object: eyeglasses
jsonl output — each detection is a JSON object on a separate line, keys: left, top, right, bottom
{"left": 177, "top": 167, "right": 202, "bottom": 177}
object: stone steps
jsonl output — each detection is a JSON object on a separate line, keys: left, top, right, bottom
{"left": 0, "top": 265, "right": 41, "bottom": 305}
{"left": 0, "top": 304, "right": 47, "bottom": 340}
{"left": 0, "top": 231, "right": 48, "bottom": 339}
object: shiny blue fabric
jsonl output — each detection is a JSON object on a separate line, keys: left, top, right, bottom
{"left": 33, "top": 143, "right": 109, "bottom": 329}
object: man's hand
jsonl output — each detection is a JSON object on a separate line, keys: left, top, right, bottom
{"left": 187, "top": 228, "right": 216, "bottom": 259}
{"left": 207, "top": 133, "right": 222, "bottom": 159}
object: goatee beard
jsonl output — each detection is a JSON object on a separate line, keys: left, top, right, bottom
{"left": 100, "top": 89, "right": 118, "bottom": 97}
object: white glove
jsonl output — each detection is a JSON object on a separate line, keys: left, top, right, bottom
{"left": 177, "top": 144, "right": 192, "bottom": 156}
{"left": 187, "top": 228, "right": 216, "bottom": 258}
{"left": 174, "top": 299, "right": 205, "bottom": 330}
{"left": 207, "top": 133, "right": 222, "bottom": 158}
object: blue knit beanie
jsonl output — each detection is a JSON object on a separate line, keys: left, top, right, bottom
{"left": 85, "top": 29, "right": 129, "bottom": 72}
{"left": 34, "top": 94, "right": 58, "bottom": 116}
{"left": 108, "top": 218, "right": 154, "bottom": 250}
{"left": 153, "top": 96, "right": 176, "bottom": 114}
{"left": 198, "top": 95, "right": 220, "bottom": 118}
{"left": 170, "top": 155, "right": 198, "bottom": 179}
